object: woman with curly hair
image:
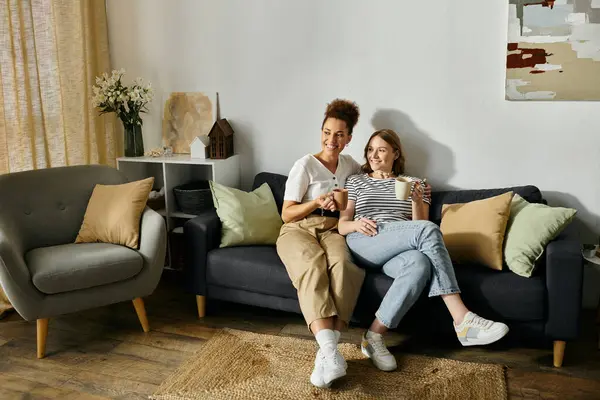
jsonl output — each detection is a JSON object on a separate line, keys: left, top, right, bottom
{"left": 277, "top": 99, "right": 365, "bottom": 388}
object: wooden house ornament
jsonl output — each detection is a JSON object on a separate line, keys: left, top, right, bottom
{"left": 208, "top": 119, "right": 234, "bottom": 159}
{"left": 208, "top": 93, "right": 234, "bottom": 159}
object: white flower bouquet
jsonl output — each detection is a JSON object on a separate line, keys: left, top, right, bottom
{"left": 92, "top": 69, "right": 154, "bottom": 156}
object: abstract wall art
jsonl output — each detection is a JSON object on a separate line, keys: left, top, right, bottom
{"left": 506, "top": 0, "right": 600, "bottom": 100}
{"left": 162, "top": 92, "right": 217, "bottom": 153}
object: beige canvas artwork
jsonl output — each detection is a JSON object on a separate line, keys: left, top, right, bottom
{"left": 162, "top": 92, "right": 216, "bottom": 153}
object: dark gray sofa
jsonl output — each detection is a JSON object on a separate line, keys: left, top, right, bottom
{"left": 184, "top": 172, "right": 583, "bottom": 367}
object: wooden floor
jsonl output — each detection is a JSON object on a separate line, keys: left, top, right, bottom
{"left": 1, "top": 272, "right": 599, "bottom": 400}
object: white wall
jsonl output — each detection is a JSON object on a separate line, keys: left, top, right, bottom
{"left": 107, "top": 0, "right": 600, "bottom": 307}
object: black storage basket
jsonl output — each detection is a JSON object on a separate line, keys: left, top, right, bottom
{"left": 173, "top": 181, "right": 214, "bottom": 215}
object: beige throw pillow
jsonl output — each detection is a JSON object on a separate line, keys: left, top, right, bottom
{"left": 440, "top": 192, "right": 513, "bottom": 270}
{"left": 75, "top": 177, "right": 154, "bottom": 249}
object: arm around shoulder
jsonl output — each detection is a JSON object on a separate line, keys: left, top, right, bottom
{"left": 347, "top": 155, "right": 363, "bottom": 175}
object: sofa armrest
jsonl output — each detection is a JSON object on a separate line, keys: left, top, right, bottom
{"left": 0, "top": 223, "right": 44, "bottom": 320}
{"left": 184, "top": 209, "right": 221, "bottom": 295}
{"left": 544, "top": 223, "right": 583, "bottom": 341}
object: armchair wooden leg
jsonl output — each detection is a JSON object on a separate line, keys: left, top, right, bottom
{"left": 37, "top": 318, "right": 49, "bottom": 359}
{"left": 132, "top": 298, "right": 150, "bottom": 333}
{"left": 553, "top": 340, "right": 566, "bottom": 367}
{"left": 196, "top": 295, "right": 206, "bottom": 318}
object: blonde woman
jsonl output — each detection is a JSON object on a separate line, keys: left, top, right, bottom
{"left": 338, "top": 129, "right": 509, "bottom": 372}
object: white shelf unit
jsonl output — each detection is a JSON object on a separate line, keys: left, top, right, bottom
{"left": 117, "top": 154, "right": 240, "bottom": 269}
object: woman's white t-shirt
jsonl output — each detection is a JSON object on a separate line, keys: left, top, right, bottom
{"left": 283, "top": 154, "right": 361, "bottom": 203}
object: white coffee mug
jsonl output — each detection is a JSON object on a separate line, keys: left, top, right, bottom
{"left": 395, "top": 177, "right": 413, "bottom": 200}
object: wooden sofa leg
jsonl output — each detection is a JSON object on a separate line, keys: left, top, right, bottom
{"left": 196, "top": 295, "right": 206, "bottom": 318}
{"left": 132, "top": 298, "right": 150, "bottom": 333}
{"left": 553, "top": 340, "right": 566, "bottom": 367}
{"left": 37, "top": 318, "right": 49, "bottom": 359}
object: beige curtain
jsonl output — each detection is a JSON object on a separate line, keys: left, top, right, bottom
{"left": 0, "top": 0, "right": 121, "bottom": 175}
{"left": 0, "top": 0, "right": 119, "bottom": 316}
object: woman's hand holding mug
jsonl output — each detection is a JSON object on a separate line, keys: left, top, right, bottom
{"left": 411, "top": 179, "right": 431, "bottom": 203}
{"left": 315, "top": 193, "right": 337, "bottom": 212}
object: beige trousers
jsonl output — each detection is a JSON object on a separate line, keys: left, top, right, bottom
{"left": 276, "top": 216, "right": 365, "bottom": 327}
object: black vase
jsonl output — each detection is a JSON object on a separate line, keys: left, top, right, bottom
{"left": 123, "top": 122, "right": 144, "bottom": 157}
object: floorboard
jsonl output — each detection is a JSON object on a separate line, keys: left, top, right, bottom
{"left": 0, "top": 271, "right": 598, "bottom": 399}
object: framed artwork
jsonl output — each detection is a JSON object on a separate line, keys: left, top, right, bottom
{"left": 162, "top": 92, "right": 217, "bottom": 153}
{"left": 506, "top": 0, "right": 600, "bottom": 100}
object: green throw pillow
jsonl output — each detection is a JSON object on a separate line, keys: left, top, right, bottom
{"left": 209, "top": 181, "right": 283, "bottom": 247}
{"left": 504, "top": 194, "right": 576, "bottom": 277}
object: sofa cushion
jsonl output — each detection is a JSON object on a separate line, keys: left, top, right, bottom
{"left": 27, "top": 243, "right": 144, "bottom": 294}
{"left": 356, "top": 263, "right": 545, "bottom": 322}
{"left": 430, "top": 185, "right": 543, "bottom": 225}
{"left": 207, "top": 242, "right": 545, "bottom": 322}
{"left": 453, "top": 264, "right": 545, "bottom": 321}
{"left": 206, "top": 246, "right": 297, "bottom": 299}
{"left": 353, "top": 270, "right": 394, "bottom": 319}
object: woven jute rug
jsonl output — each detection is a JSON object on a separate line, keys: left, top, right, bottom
{"left": 151, "top": 328, "right": 507, "bottom": 400}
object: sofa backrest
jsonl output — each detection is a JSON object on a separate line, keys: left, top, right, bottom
{"left": 253, "top": 172, "right": 288, "bottom": 214}
{"left": 0, "top": 165, "right": 127, "bottom": 252}
{"left": 429, "top": 186, "right": 543, "bottom": 225}
{"left": 252, "top": 172, "right": 544, "bottom": 223}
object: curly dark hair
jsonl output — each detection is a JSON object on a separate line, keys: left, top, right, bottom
{"left": 321, "top": 99, "right": 360, "bottom": 134}
{"left": 361, "top": 129, "right": 406, "bottom": 176}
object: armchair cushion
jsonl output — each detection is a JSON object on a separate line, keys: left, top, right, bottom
{"left": 27, "top": 243, "right": 143, "bottom": 294}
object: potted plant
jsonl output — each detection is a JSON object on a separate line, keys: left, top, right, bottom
{"left": 92, "top": 69, "right": 154, "bottom": 157}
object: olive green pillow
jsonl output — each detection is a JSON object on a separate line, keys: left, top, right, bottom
{"left": 209, "top": 181, "right": 283, "bottom": 247}
{"left": 504, "top": 194, "right": 576, "bottom": 277}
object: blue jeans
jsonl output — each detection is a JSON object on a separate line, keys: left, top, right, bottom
{"left": 346, "top": 220, "right": 460, "bottom": 329}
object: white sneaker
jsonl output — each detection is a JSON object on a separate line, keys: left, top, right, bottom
{"left": 455, "top": 312, "right": 509, "bottom": 346}
{"left": 310, "top": 350, "right": 331, "bottom": 388}
{"left": 361, "top": 331, "right": 397, "bottom": 371}
{"left": 321, "top": 348, "right": 347, "bottom": 385}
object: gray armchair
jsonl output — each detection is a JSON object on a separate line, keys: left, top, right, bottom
{"left": 0, "top": 165, "right": 167, "bottom": 358}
